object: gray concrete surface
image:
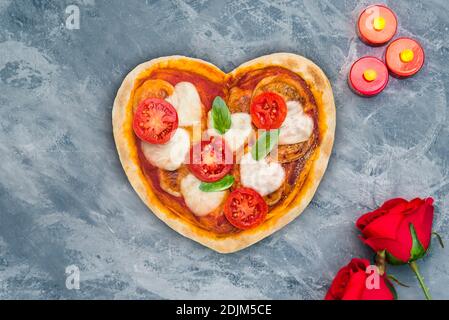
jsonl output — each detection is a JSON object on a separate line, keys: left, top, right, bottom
{"left": 0, "top": 0, "right": 448, "bottom": 299}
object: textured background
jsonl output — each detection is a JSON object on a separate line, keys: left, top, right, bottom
{"left": 0, "top": 0, "right": 448, "bottom": 299}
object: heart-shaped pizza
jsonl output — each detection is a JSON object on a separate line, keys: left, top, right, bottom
{"left": 113, "top": 53, "right": 335, "bottom": 253}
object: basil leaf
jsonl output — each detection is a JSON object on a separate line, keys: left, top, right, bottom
{"left": 199, "top": 175, "right": 235, "bottom": 192}
{"left": 251, "top": 129, "right": 280, "bottom": 161}
{"left": 211, "top": 96, "right": 231, "bottom": 134}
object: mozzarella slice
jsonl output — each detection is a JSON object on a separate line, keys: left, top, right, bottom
{"left": 239, "top": 153, "right": 285, "bottom": 196}
{"left": 180, "top": 174, "right": 226, "bottom": 216}
{"left": 207, "top": 112, "right": 253, "bottom": 152}
{"left": 166, "top": 82, "right": 202, "bottom": 127}
{"left": 279, "top": 101, "right": 314, "bottom": 145}
{"left": 141, "top": 128, "right": 190, "bottom": 171}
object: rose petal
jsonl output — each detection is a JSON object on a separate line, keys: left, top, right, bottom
{"left": 361, "top": 275, "right": 395, "bottom": 300}
{"left": 363, "top": 237, "right": 410, "bottom": 263}
{"left": 403, "top": 198, "right": 434, "bottom": 250}
{"left": 325, "top": 259, "right": 369, "bottom": 300}
{"left": 402, "top": 198, "right": 424, "bottom": 215}
{"left": 325, "top": 266, "right": 350, "bottom": 300}
{"left": 356, "top": 198, "right": 407, "bottom": 231}
{"left": 341, "top": 271, "right": 367, "bottom": 300}
{"left": 419, "top": 198, "right": 435, "bottom": 249}
{"left": 348, "top": 258, "right": 370, "bottom": 272}
{"left": 381, "top": 198, "right": 409, "bottom": 209}
{"left": 356, "top": 209, "right": 386, "bottom": 232}
{"left": 361, "top": 208, "right": 404, "bottom": 240}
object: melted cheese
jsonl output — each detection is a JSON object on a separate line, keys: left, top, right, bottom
{"left": 207, "top": 112, "right": 253, "bottom": 152}
{"left": 141, "top": 128, "right": 190, "bottom": 171}
{"left": 279, "top": 101, "right": 314, "bottom": 145}
{"left": 180, "top": 174, "right": 226, "bottom": 216}
{"left": 239, "top": 153, "right": 285, "bottom": 196}
{"left": 165, "top": 82, "right": 202, "bottom": 127}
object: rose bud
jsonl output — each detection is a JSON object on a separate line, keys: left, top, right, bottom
{"left": 356, "top": 197, "right": 434, "bottom": 265}
{"left": 325, "top": 258, "right": 395, "bottom": 300}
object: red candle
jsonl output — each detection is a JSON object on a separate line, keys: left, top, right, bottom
{"left": 349, "top": 57, "right": 389, "bottom": 97}
{"left": 357, "top": 4, "right": 397, "bottom": 46}
{"left": 385, "top": 37, "right": 425, "bottom": 78}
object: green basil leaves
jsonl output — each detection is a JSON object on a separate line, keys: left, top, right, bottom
{"left": 211, "top": 96, "right": 231, "bottom": 134}
{"left": 199, "top": 175, "right": 235, "bottom": 192}
{"left": 201, "top": 97, "right": 235, "bottom": 191}
{"left": 251, "top": 129, "right": 280, "bottom": 161}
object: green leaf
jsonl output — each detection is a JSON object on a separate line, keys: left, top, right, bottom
{"left": 385, "top": 279, "right": 398, "bottom": 300}
{"left": 251, "top": 129, "right": 280, "bottom": 161}
{"left": 199, "top": 175, "right": 234, "bottom": 192}
{"left": 409, "top": 223, "right": 427, "bottom": 261}
{"left": 211, "top": 96, "right": 231, "bottom": 134}
{"left": 385, "top": 250, "right": 406, "bottom": 266}
{"left": 432, "top": 231, "right": 445, "bottom": 248}
{"left": 384, "top": 224, "right": 429, "bottom": 265}
{"left": 387, "top": 274, "right": 410, "bottom": 288}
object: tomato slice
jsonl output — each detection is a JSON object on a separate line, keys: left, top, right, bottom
{"left": 133, "top": 98, "right": 178, "bottom": 144}
{"left": 188, "top": 136, "right": 233, "bottom": 182}
{"left": 250, "top": 92, "right": 287, "bottom": 129}
{"left": 224, "top": 188, "right": 268, "bottom": 230}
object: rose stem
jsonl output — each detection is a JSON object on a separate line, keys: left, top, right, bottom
{"left": 375, "top": 250, "right": 386, "bottom": 276}
{"left": 409, "top": 261, "right": 432, "bottom": 300}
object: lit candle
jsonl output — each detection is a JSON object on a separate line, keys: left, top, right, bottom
{"left": 349, "top": 57, "right": 389, "bottom": 97}
{"left": 357, "top": 4, "right": 397, "bottom": 46}
{"left": 385, "top": 37, "right": 425, "bottom": 78}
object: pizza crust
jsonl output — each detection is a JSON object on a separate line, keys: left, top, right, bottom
{"left": 112, "top": 53, "right": 335, "bottom": 253}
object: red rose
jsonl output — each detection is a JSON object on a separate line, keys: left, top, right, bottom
{"left": 356, "top": 197, "right": 434, "bottom": 264}
{"left": 325, "top": 258, "right": 395, "bottom": 300}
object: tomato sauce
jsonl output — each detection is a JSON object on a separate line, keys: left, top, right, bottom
{"left": 135, "top": 69, "right": 236, "bottom": 233}
{"left": 148, "top": 69, "right": 225, "bottom": 111}
{"left": 137, "top": 145, "right": 226, "bottom": 232}
{"left": 231, "top": 66, "right": 303, "bottom": 90}
{"left": 230, "top": 66, "right": 319, "bottom": 140}
{"left": 134, "top": 66, "right": 320, "bottom": 234}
